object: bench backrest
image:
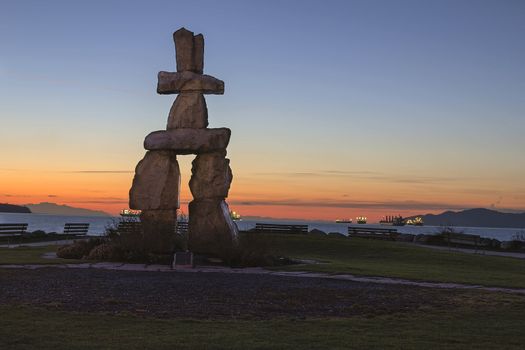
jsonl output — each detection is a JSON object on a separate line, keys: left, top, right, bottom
{"left": 176, "top": 221, "right": 188, "bottom": 235}
{"left": 255, "top": 223, "right": 308, "bottom": 234}
{"left": 117, "top": 221, "right": 143, "bottom": 234}
{"left": 64, "top": 223, "right": 90, "bottom": 235}
{"left": 0, "top": 223, "right": 28, "bottom": 235}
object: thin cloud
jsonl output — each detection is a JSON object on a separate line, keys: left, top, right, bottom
{"left": 251, "top": 170, "right": 466, "bottom": 184}
{"left": 67, "top": 170, "right": 133, "bottom": 174}
{"left": 71, "top": 200, "right": 128, "bottom": 205}
{"left": 228, "top": 198, "right": 475, "bottom": 211}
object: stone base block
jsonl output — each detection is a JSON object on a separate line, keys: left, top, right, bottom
{"left": 188, "top": 199, "right": 238, "bottom": 255}
{"left": 139, "top": 209, "right": 177, "bottom": 254}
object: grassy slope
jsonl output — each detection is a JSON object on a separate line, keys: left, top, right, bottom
{"left": 265, "top": 234, "right": 525, "bottom": 288}
{"left": 0, "top": 246, "right": 83, "bottom": 265}
{"left": 2, "top": 235, "right": 525, "bottom": 288}
{"left": 1, "top": 293, "right": 524, "bottom": 350}
{"left": 1, "top": 236, "right": 525, "bottom": 349}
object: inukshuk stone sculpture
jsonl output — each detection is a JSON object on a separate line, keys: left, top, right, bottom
{"left": 129, "top": 28, "right": 238, "bottom": 256}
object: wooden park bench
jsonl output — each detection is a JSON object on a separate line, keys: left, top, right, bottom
{"left": 254, "top": 223, "right": 308, "bottom": 234}
{"left": 116, "top": 221, "right": 186, "bottom": 235}
{"left": 117, "top": 221, "right": 142, "bottom": 234}
{"left": 63, "top": 223, "right": 90, "bottom": 237}
{"left": 348, "top": 227, "right": 399, "bottom": 240}
{"left": 176, "top": 221, "right": 188, "bottom": 235}
{"left": 0, "top": 223, "right": 28, "bottom": 244}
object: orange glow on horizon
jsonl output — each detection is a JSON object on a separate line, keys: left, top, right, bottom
{"left": 2, "top": 165, "right": 524, "bottom": 222}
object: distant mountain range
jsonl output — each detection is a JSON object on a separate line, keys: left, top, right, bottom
{"left": 24, "top": 202, "right": 111, "bottom": 217}
{"left": 414, "top": 208, "right": 525, "bottom": 228}
{"left": 0, "top": 203, "right": 31, "bottom": 213}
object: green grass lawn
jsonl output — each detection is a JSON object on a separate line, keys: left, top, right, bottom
{"left": 2, "top": 235, "right": 525, "bottom": 349}
{"left": 2, "top": 234, "right": 525, "bottom": 288}
{"left": 1, "top": 291, "right": 524, "bottom": 350}
{"left": 263, "top": 234, "right": 525, "bottom": 288}
{"left": 0, "top": 245, "right": 83, "bottom": 265}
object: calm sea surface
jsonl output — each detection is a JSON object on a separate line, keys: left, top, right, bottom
{"left": 1, "top": 213, "right": 523, "bottom": 241}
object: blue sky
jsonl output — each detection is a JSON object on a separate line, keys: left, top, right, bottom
{"left": 1, "top": 0, "right": 524, "bottom": 218}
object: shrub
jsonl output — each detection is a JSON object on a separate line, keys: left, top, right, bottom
{"left": 504, "top": 231, "right": 525, "bottom": 251}
{"left": 86, "top": 242, "right": 122, "bottom": 261}
{"left": 30, "top": 230, "right": 48, "bottom": 238}
{"left": 56, "top": 237, "right": 106, "bottom": 259}
{"left": 308, "top": 229, "right": 326, "bottom": 236}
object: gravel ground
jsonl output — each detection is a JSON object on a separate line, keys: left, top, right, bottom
{"left": 0, "top": 268, "right": 453, "bottom": 319}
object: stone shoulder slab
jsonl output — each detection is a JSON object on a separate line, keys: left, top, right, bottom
{"left": 144, "top": 128, "right": 231, "bottom": 154}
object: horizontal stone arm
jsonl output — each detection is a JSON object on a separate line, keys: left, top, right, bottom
{"left": 144, "top": 128, "right": 231, "bottom": 154}
{"left": 157, "top": 71, "right": 224, "bottom": 95}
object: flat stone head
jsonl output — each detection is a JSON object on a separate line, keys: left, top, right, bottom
{"left": 174, "top": 27, "right": 204, "bottom": 74}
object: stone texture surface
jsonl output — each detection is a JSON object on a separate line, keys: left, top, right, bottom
{"left": 129, "top": 151, "right": 181, "bottom": 210}
{"left": 188, "top": 199, "right": 239, "bottom": 255}
{"left": 140, "top": 209, "right": 177, "bottom": 254}
{"left": 173, "top": 28, "right": 204, "bottom": 74}
{"left": 189, "top": 151, "right": 232, "bottom": 199}
{"left": 144, "top": 128, "right": 231, "bottom": 154}
{"left": 157, "top": 71, "right": 224, "bottom": 95}
{"left": 193, "top": 34, "right": 204, "bottom": 74}
{"left": 167, "top": 93, "right": 208, "bottom": 129}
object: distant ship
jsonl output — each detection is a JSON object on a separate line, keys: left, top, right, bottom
{"left": 120, "top": 209, "right": 141, "bottom": 217}
{"left": 406, "top": 216, "right": 424, "bottom": 226}
{"left": 356, "top": 216, "right": 367, "bottom": 224}
{"left": 379, "top": 215, "right": 405, "bottom": 226}
{"left": 335, "top": 219, "right": 353, "bottom": 224}
{"left": 230, "top": 210, "right": 242, "bottom": 221}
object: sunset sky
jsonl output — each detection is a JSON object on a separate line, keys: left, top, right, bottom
{"left": 1, "top": 0, "right": 524, "bottom": 221}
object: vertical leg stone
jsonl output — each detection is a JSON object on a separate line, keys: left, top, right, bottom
{"left": 140, "top": 209, "right": 177, "bottom": 254}
{"left": 129, "top": 150, "right": 181, "bottom": 210}
{"left": 188, "top": 199, "right": 238, "bottom": 255}
{"left": 189, "top": 151, "right": 232, "bottom": 199}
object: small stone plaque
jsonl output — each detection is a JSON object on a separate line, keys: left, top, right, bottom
{"left": 173, "top": 251, "right": 194, "bottom": 269}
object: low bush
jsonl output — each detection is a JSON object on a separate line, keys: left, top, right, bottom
{"left": 86, "top": 242, "right": 122, "bottom": 261}
{"left": 56, "top": 238, "right": 106, "bottom": 259}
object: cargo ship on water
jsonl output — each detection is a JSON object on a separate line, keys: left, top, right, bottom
{"left": 120, "top": 209, "right": 141, "bottom": 217}
{"left": 230, "top": 210, "right": 242, "bottom": 221}
{"left": 335, "top": 218, "right": 353, "bottom": 223}
{"left": 379, "top": 215, "right": 406, "bottom": 226}
{"left": 356, "top": 216, "right": 367, "bottom": 224}
{"left": 406, "top": 216, "right": 424, "bottom": 226}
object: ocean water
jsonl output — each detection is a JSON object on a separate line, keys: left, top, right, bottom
{"left": 0, "top": 213, "right": 117, "bottom": 235}
{"left": 1, "top": 213, "right": 523, "bottom": 241}
{"left": 236, "top": 219, "right": 525, "bottom": 241}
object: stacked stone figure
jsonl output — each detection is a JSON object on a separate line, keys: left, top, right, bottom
{"left": 129, "top": 28, "right": 238, "bottom": 255}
